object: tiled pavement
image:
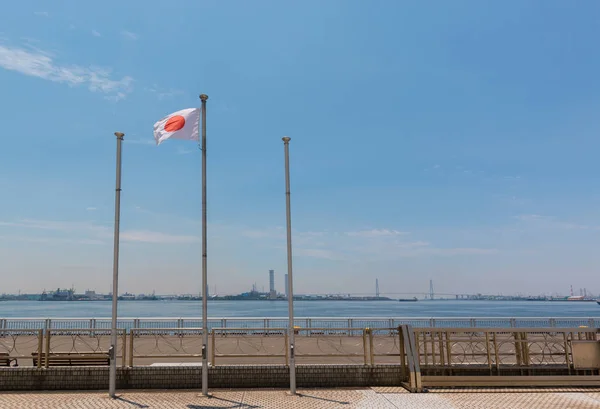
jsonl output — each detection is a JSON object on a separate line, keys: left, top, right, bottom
{"left": 2, "top": 388, "right": 600, "bottom": 408}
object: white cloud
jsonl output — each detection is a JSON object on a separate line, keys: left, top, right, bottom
{"left": 124, "top": 138, "right": 154, "bottom": 146}
{"left": 34, "top": 11, "right": 49, "bottom": 17}
{"left": 121, "top": 31, "right": 138, "bottom": 40}
{"left": 91, "top": 30, "right": 101, "bottom": 37}
{"left": 0, "top": 43, "right": 133, "bottom": 99}
{"left": 177, "top": 146, "right": 194, "bottom": 155}
{"left": 145, "top": 86, "right": 185, "bottom": 100}
{"left": 120, "top": 230, "right": 199, "bottom": 244}
{"left": 345, "top": 229, "right": 409, "bottom": 237}
{"left": 239, "top": 224, "right": 494, "bottom": 260}
{"left": 414, "top": 247, "right": 498, "bottom": 256}
{"left": 0, "top": 218, "right": 199, "bottom": 245}
{"left": 515, "top": 214, "right": 594, "bottom": 230}
{"left": 0, "top": 235, "right": 104, "bottom": 245}
{"left": 295, "top": 248, "right": 344, "bottom": 261}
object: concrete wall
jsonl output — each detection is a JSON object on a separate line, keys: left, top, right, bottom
{"left": 0, "top": 365, "right": 405, "bottom": 391}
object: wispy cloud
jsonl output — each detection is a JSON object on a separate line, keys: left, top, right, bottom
{"left": 415, "top": 247, "right": 498, "bottom": 256}
{"left": 91, "top": 30, "right": 101, "bottom": 37}
{"left": 515, "top": 214, "right": 595, "bottom": 230}
{"left": 121, "top": 30, "right": 138, "bottom": 40}
{"left": 145, "top": 86, "right": 185, "bottom": 100}
{"left": 295, "top": 248, "right": 344, "bottom": 261}
{"left": 0, "top": 43, "right": 133, "bottom": 99}
{"left": 120, "top": 230, "right": 199, "bottom": 244}
{"left": 176, "top": 146, "right": 194, "bottom": 155}
{"left": 0, "top": 235, "right": 104, "bottom": 245}
{"left": 242, "top": 228, "right": 284, "bottom": 240}
{"left": 345, "top": 229, "right": 409, "bottom": 237}
{"left": 0, "top": 218, "right": 198, "bottom": 245}
{"left": 241, "top": 225, "right": 494, "bottom": 260}
{"left": 124, "top": 138, "right": 154, "bottom": 146}
{"left": 34, "top": 11, "right": 49, "bottom": 17}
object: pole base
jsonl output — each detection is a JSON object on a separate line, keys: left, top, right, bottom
{"left": 196, "top": 392, "right": 213, "bottom": 398}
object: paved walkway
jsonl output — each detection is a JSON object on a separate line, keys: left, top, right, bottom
{"left": 2, "top": 388, "right": 600, "bottom": 408}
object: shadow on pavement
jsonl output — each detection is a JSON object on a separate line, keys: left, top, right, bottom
{"left": 116, "top": 396, "right": 150, "bottom": 408}
{"left": 188, "top": 396, "right": 261, "bottom": 409}
{"left": 299, "top": 393, "right": 350, "bottom": 405}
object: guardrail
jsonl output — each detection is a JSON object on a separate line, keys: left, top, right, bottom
{"left": 2, "top": 325, "right": 599, "bottom": 392}
{"left": 45, "top": 329, "right": 126, "bottom": 369}
{"left": 129, "top": 328, "right": 203, "bottom": 366}
{"left": 2, "top": 317, "right": 600, "bottom": 330}
{"left": 0, "top": 329, "right": 43, "bottom": 368}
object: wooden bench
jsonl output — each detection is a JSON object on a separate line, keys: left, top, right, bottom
{"left": 0, "top": 352, "right": 17, "bottom": 367}
{"left": 32, "top": 352, "right": 110, "bottom": 367}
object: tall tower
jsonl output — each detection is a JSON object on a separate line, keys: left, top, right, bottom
{"left": 284, "top": 273, "right": 289, "bottom": 299}
{"left": 269, "top": 270, "right": 276, "bottom": 299}
{"left": 429, "top": 279, "right": 434, "bottom": 300}
{"left": 375, "top": 279, "right": 380, "bottom": 298}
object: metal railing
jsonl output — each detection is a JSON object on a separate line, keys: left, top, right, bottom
{"left": 2, "top": 317, "right": 600, "bottom": 331}
{"left": 211, "top": 327, "right": 288, "bottom": 366}
{"left": 413, "top": 327, "right": 598, "bottom": 372}
{"left": 1, "top": 325, "right": 598, "bottom": 383}
{"left": 129, "top": 328, "right": 203, "bottom": 366}
{"left": 0, "top": 329, "right": 44, "bottom": 368}
{"left": 45, "top": 329, "right": 126, "bottom": 369}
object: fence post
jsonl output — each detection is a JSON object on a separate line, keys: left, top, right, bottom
{"left": 363, "top": 329, "right": 369, "bottom": 365}
{"left": 510, "top": 318, "right": 516, "bottom": 328}
{"left": 513, "top": 332, "right": 522, "bottom": 366}
{"left": 549, "top": 318, "right": 556, "bottom": 328}
{"left": 369, "top": 328, "right": 375, "bottom": 366}
{"left": 44, "top": 330, "right": 51, "bottom": 369}
{"left": 429, "top": 319, "right": 435, "bottom": 328}
{"left": 470, "top": 319, "right": 476, "bottom": 328}
{"left": 284, "top": 330, "right": 289, "bottom": 366}
{"left": 588, "top": 318, "right": 595, "bottom": 327}
{"left": 128, "top": 330, "right": 134, "bottom": 367}
{"left": 211, "top": 329, "right": 216, "bottom": 366}
{"left": 308, "top": 319, "right": 312, "bottom": 336}
{"left": 122, "top": 330, "right": 127, "bottom": 368}
{"left": 37, "top": 329, "right": 43, "bottom": 369}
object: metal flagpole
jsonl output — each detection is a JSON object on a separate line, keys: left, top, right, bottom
{"left": 282, "top": 136, "right": 296, "bottom": 394}
{"left": 199, "top": 94, "right": 209, "bottom": 396}
{"left": 109, "top": 131, "right": 124, "bottom": 398}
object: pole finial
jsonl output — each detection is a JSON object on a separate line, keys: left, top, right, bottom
{"left": 199, "top": 94, "right": 209, "bottom": 101}
{"left": 282, "top": 136, "right": 291, "bottom": 143}
{"left": 114, "top": 132, "right": 124, "bottom": 139}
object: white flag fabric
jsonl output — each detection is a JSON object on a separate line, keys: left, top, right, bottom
{"left": 153, "top": 108, "right": 200, "bottom": 145}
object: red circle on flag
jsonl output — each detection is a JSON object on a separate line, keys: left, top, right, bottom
{"left": 164, "top": 115, "right": 185, "bottom": 132}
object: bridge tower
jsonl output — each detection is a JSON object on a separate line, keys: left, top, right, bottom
{"left": 429, "top": 279, "right": 434, "bottom": 300}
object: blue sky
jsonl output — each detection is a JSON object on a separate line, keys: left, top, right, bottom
{"left": 1, "top": 1, "right": 600, "bottom": 297}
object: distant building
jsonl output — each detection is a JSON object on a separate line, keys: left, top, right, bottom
{"left": 284, "top": 273, "right": 289, "bottom": 299}
{"left": 269, "top": 270, "right": 276, "bottom": 299}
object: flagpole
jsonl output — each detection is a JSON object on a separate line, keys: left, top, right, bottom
{"left": 109, "top": 131, "right": 124, "bottom": 399}
{"left": 282, "top": 136, "right": 296, "bottom": 395}
{"left": 199, "top": 94, "right": 209, "bottom": 396}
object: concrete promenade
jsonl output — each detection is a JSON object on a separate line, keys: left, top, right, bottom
{"left": 2, "top": 387, "right": 600, "bottom": 408}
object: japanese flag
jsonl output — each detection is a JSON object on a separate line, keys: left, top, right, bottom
{"left": 153, "top": 108, "right": 200, "bottom": 145}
